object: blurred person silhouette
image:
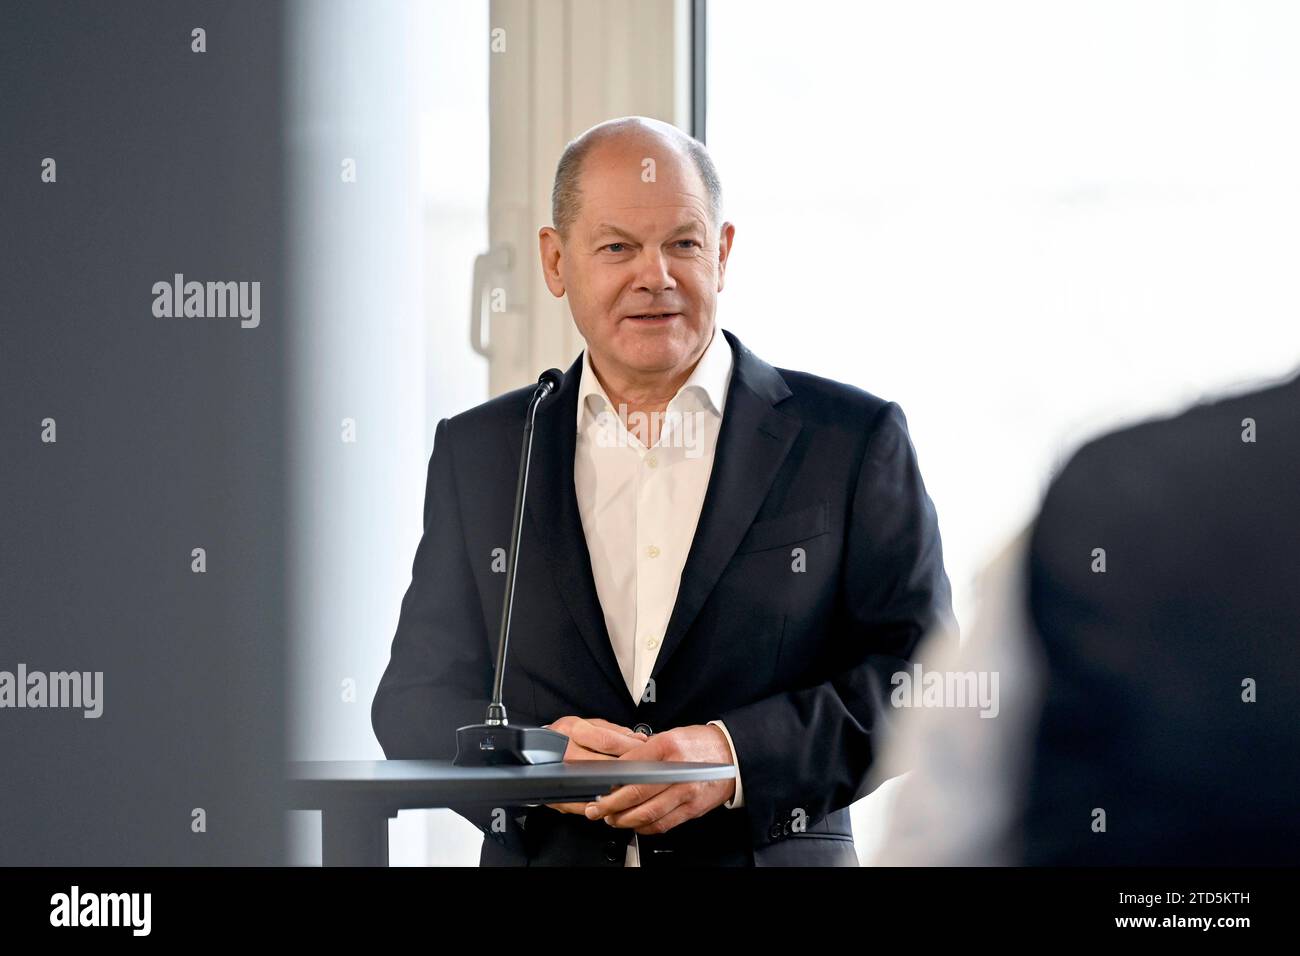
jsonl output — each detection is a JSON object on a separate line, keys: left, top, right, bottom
{"left": 872, "top": 369, "right": 1300, "bottom": 865}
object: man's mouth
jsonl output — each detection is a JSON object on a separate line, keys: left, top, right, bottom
{"left": 626, "top": 313, "right": 680, "bottom": 321}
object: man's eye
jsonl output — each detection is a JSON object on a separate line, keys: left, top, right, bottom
{"left": 602, "top": 242, "right": 626, "bottom": 253}
{"left": 675, "top": 239, "right": 700, "bottom": 249}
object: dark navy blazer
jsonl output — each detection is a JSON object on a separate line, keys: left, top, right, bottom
{"left": 372, "top": 327, "right": 953, "bottom": 866}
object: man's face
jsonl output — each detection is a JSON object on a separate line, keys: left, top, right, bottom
{"left": 540, "top": 136, "right": 734, "bottom": 389}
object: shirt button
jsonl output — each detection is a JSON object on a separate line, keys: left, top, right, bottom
{"left": 646, "top": 545, "right": 660, "bottom": 558}
{"left": 645, "top": 636, "right": 660, "bottom": 650}
{"left": 646, "top": 455, "right": 658, "bottom": 468}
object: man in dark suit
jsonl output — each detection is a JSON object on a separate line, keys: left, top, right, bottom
{"left": 371, "top": 116, "right": 952, "bottom": 866}
{"left": 1022, "top": 370, "right": 1300, "bottom": 864}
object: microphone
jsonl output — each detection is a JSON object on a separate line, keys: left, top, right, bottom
{"left": 454, "top": 369, "right": 571, "bottom": 766}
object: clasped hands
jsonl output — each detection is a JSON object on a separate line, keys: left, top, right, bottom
{"left": 541, "top": 716, "right": 737, "bottom": 835}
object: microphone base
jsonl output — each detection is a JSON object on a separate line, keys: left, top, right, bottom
{"left": 453, "top": 723, "right": 569, "bottom": 766}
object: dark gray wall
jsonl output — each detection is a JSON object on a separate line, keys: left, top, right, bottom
{"left": 0, "top": 0, "right": 286, "bottom": 864}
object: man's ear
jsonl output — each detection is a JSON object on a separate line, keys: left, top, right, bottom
{"left": 716, "top": 221, "right": 735, "bottom": 293}
{"left": 538, "top": 226, "right": 566, "bottom": 298}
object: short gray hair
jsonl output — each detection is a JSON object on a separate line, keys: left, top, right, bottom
{"left": 550, "top": 117, "right": 723, "bottom": 240}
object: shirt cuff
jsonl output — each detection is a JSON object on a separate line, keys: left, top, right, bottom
{"left": 707, "top": 719, "right": 744, "bottom": 809}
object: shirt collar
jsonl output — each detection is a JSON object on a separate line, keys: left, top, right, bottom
{"left": 576, "top": 324, "right": 734, "bottom": 432}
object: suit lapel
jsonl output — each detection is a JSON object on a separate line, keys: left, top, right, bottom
{"left": 502, "top": 328, "right": 802, "bottom": 704}
{"left": 649, "top": 328, "right": 801, "bottom": 683}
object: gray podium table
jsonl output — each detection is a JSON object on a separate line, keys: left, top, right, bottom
{"left": 287, "top": 759, "right": 736, "bottom": 866}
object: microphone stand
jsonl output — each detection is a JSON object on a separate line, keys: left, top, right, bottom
{"left": 454, "top": 369, "right": 571, "bottom": 766}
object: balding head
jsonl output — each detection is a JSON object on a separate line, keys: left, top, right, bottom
{"left": 550, "top": 116, "right": 722, "bottom": 240}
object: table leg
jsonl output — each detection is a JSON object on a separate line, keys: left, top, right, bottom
{"left": 321, "top": 804, "right": 390, "bottom": 867}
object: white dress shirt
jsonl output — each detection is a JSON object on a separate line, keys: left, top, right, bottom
{"left": 573, "top": 325, "right": 745, "bottom": 867}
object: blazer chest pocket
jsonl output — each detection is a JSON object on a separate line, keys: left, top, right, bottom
{"left": 735, "top": 500, "right": 829, "bottom": 554}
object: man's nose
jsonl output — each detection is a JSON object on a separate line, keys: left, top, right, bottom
{"left": 632, "top": 248, "right": 675, "bottom": 293}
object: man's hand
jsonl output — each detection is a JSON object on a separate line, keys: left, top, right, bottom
{"left": 542, "top": 717, "right": 648, "bottom": 815}
{"left": 583, "top": 724, "right": 736, "bottom": 835}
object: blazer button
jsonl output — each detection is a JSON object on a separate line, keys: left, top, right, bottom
{"left": 633, "top": 723, "right": 652, "bottom": 736}
{"left": 603, "top": 840, "right": 621, "bottom": 863}
{"left": 769, "top": 822, "right": 785, "bottom": 840}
